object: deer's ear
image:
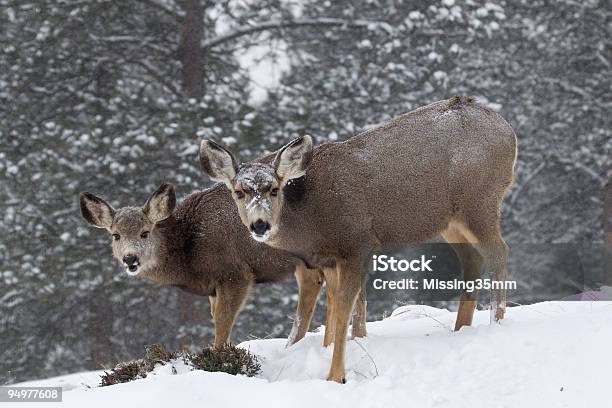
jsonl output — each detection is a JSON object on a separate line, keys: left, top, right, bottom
{"left": 143, "top": 183, "right": 176, "bottom": 224}
{"left": 80, "top": 192, "right": 115, "bottom": 230}
{"left": 274, "top": 135, "right": 313, "bottom": 184}
{"left": 199, "top": 140, "right": 239, "bottom": 188}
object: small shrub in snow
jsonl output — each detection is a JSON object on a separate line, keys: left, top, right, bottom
{"left": 99, "top": 360, "right": 151, "bottom": 386}
{"left": 99, "top": 344, "right": 260, "bottom": 387}
{"left": 190, "top": 345, "right": 261, "bottom": 377}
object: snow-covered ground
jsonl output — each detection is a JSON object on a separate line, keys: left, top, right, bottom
{"left": 15, "top": 301, "right": 612, "bottom": 407}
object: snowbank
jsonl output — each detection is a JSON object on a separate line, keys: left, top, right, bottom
{"left": 15, "top": 301, "right": 612, "bottom": 407}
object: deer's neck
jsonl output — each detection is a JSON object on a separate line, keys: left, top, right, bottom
{"left": 139, "top": 219, "right": 195, "bottom": 289}
{"left": 273, "top": 159, "right": 361, "bottom": 268}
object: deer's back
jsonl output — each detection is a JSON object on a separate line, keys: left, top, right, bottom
{"left": 277, "top": 97, "right": 517, "bottom": 262}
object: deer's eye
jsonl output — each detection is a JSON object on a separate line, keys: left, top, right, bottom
{"left": 235, "top": 190, "right": 245, "bottom": 199}
{"left": 112, "top": 234, "right": 120, "bottom": 241}
{"left": 271, "top": 188, "right": 279, "bottom": 197}
{"left": 140, "top": 231, "right": 150, "bottom": 239}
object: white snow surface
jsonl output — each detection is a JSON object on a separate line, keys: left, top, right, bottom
{"left": 15, "top": 301, "right": 612, "bottom": 407}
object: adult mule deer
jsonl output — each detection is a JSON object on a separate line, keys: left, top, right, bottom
{"left": 80, "top": 182, "right": 355, "bottom": 348}
{"left": 200, "top": 96, "right": 517, "bottom": 382}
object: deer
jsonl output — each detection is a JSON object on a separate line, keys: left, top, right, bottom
{"left": 80, "top": 182, "right": 366, "bottom": 349}
{"left": 199, "top": 96, "right": 517, "bottom": 383}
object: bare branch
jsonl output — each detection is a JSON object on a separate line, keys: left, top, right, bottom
{"left": 509, "top": 161, "right": 547, "bottom": 207}
{"left": 127, "top": 60, "right": 183, "bottom": 98}
{"left": 139, "top": 0, "right": 183, "bottom": 20}
{"left": 201, "top": 18, "right": 386, "bottom": 51}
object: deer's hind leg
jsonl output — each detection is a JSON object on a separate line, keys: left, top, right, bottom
{"left": 209, "top": 296, "right": 218, "bottom": 321}
{"left": 212, "top": 280, "right": 252, "bottom": 348}
{"left": 460, "top": 209, "right": 510, "bottom": 322}
{"left": 287, "top": 265, "right": 324, "bottom": 347}
{"left": 323, "top": 267, "right": 338, "bottom": 347}
{"left": 442, "top": 223, "right": 483, "bottom": 331}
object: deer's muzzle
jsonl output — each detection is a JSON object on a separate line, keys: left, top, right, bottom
{"left": 122, "top": 254, "right": 140, "bottom": 274}
{"left": 250, "top": 219, "right": 271, "bottom": 237}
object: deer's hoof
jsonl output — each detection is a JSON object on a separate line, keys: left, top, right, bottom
{"left": 351, "top": 327, "right": 367, "bottom": 339}
{"left": 322, "top": 335, "right": 334, "bottom": 347}
{"left": 326, "top": 373, "right": 346, "bottom": 384}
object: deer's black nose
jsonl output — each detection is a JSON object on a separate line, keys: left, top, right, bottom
{"left": 123, "top": 254, "right": 138, "bottom": 266}
{"left": 251, "top": 219, "right": 270, "bottom": 236}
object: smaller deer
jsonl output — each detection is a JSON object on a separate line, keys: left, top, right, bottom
{"left": 80, "top": 182, "right": 343, "bottom": 347}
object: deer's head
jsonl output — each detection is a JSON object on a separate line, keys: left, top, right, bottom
{"left": 199, "top": 136, "right": 313, "bottom": 242}
{"left": 79, "top": 183, "right": 176, "bottom": 276}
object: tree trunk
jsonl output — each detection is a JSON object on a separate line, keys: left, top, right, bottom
{"left": 605, "top": 181, "right": 612, "bottom": 244}
{"left": 89, "top": 291, "right": 113, "bottom": 368}
{"left": 180, "top": 0, "right": 204, "bottom": 99}
{"left": 604, "top": 181, "right": 612, "bottom": 287}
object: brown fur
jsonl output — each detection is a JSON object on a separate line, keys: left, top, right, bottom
{"left": 200, "top": 97, "right": 517, "bottom": 382}
{"left": 80, "top": 183, "right": 366, "bottom": 348}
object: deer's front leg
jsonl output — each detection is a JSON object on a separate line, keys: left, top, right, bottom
{"left": 351, "top": 282, "right": 367, "bottom": 339}
{"left": 212, "top": 281, "right": 252, "bottom": 348}
{"left": 287, "top": 265, "right": 324, "bottom": 347}
{"left": 327, "top": 261, "right": 361, "bottom": 383}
